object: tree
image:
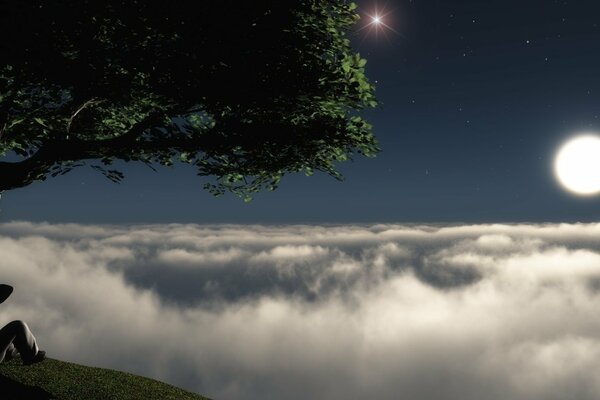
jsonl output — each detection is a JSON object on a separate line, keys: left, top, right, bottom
{"left": 0, "top": 0, "right": 378, "bottom": 201}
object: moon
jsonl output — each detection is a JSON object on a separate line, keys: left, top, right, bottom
{"left": 554, "top": 134, "right": 600, "bottom": 195}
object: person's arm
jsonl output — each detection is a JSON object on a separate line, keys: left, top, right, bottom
{"left": 0, "top": 284, "right": 13, "bottom": 304}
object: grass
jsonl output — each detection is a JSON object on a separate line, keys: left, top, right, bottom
{"left": 0, "top": 357, "right": 212, "bottom": 400}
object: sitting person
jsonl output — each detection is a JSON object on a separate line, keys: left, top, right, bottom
{"left": 0, "top": 284, "right": 46, "bottom": 365}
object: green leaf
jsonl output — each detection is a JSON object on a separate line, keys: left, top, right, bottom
{"left": 33, "top": 117, "right": 47, "bottom": 127}
{"left": 7, "top": 117, "right": 25, "bottom": 129}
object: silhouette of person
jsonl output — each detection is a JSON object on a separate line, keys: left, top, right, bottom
{"left": 0, "top": 284, "right": 46, "bottom": 365}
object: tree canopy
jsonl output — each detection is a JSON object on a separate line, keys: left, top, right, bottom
{"left": 0, "top": 0, "right": 378, "bottom": 200}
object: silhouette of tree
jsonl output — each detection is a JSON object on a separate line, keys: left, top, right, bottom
{"left": 0, "top": 1, "right": 377, "bottom": 200}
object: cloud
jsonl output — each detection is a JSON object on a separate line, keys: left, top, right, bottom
{"left": 1, "top": 222, "right": 600, "bottom": 399}
{"left": 157, "top": 247, "right": 249, "bottom": 267}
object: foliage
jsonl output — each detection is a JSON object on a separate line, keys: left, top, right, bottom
{"left": 0, "top": 1, "right": 378, "bottom": 200}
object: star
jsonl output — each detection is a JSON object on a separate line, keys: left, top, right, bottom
{"left": 356, "top": 3, "right": 399, "bottom": 40}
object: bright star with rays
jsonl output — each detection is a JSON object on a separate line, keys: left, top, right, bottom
{"left": 357, "top": 3, "right": 399, "bottom": 41}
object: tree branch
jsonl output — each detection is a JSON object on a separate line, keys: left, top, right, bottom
{"left": 0, "top": 109, "right": 219, "bottom": 192}
{"left": 66, "top": 98, "right": 103, "bottom": 134}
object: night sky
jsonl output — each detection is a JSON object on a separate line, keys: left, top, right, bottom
{"left": 4, "top": 4, "right": 600, "bottom": 399}
{"left": 3, "top": 0, "right": 600, "bottom": 223}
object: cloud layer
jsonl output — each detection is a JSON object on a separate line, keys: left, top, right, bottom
{"left": 1, "top": 222, "right": 600, "bottom": 399}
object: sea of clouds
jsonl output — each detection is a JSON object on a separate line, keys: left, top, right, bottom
{"left": 1, "top": 221, "right": 600, "bottom": 400}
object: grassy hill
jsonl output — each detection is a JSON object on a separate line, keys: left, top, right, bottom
{"left": 0, "top": 357, "right": 211, "bottom": 400}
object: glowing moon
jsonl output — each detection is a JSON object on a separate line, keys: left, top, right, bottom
{"left": 372, "top": 16, "right": 381, "bottom": 24}
{"left": 554, "top": 134, "right": 600, "bottom": 195}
